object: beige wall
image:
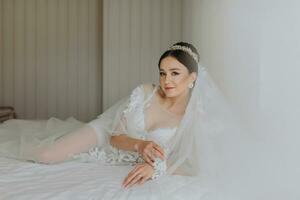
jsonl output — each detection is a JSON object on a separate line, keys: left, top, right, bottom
{"left": 102, "top": 0, "right": 183, "bottom": 110}
{"left": 0, "top": 0, "right": 183, "bottom": 119}
{"left": 0, "top": 0, "right": 102, "bottom": 122}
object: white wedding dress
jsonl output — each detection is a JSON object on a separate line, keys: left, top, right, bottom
{"left": 81, "top": 85, "right": 177, "bottom": 168}
{"left": 0, "top": 84, "right": 209, "bottom": 200}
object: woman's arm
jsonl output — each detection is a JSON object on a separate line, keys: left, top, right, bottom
{"left": 110, "top": 134, "right": 142, "bottom": 152}
{"left": 122, "top": 157, "right": 168, "bottom": 188}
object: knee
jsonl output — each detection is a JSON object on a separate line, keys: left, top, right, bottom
{"left": 36, "top": 148, "right": 58, "bottom": 164}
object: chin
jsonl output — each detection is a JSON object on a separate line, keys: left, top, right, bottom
{"left": 163, "top": 90, "right": 180, "bottom": 98}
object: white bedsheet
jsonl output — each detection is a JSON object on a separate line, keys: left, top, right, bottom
{"left": 0, "top": 156, "right": 208, "bottom": 200}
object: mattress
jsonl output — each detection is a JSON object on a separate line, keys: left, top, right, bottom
{"left": 0, "top": 157, "right": 208, "bottom": 200}
{"left": 0, "top": 118, "right": 208, "bottom": 200}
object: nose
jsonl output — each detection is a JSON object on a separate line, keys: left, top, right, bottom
{"left": 164, "top": 73, "right": 171, "bottom": 84}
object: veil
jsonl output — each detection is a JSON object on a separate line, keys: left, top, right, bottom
{"left": 166, "top": 65, "right": 239, "bottom": 175}
{"left": 90, "top": 64, "right": 247, "bottom": 197}
{"left": 0, "top": 63, "right": 248, "bottom": 199}
{"left": 164, "top": 65, "right": 249, "bottom": 198}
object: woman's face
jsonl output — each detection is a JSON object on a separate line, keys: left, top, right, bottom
{"left": 159, "top": 56, "right": 196, "bottom": 98}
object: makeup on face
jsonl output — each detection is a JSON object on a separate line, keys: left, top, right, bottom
{"left": 159, "top": 57, "right": 194, "bottom": 98}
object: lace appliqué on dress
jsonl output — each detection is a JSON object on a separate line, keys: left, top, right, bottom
{"left": 123, "top": 86, "right": 144, "bottom": 114}
{"left": 122, "top": 86, "right": 145, "bottom": 132}
{"left": 151, "top": 158, "right": 167, "bottom": 179}
{"left": 79, "top": 85, "right": 147, "bottom": 165}
{"left": 88, "top": 146, "right": 145, "bottom": 165}
{"left": 82, "top": 84, "right": 167, "bottom": 179}
{"left": 73, "top": 146, "right": 145, "bottom": 165}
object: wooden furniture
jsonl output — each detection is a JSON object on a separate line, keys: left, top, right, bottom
{"left": 0, "top": 106, "right": 16, "bottom": 123}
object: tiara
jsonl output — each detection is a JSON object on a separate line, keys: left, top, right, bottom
{"left": 169, "top": 45, "right": 199, "bottom": 63}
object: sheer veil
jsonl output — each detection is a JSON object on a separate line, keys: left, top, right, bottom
{"left": 165, "top": 64, "right": 248, "bottom": 198}
{"left": 0, "top": 62, "right": 248, "bottom": 199}
{"left": 85, "top": 63, "right": 246, "bottom": 191}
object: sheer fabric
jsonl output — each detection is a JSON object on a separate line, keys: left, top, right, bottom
{"left": 0, "top": 118, "right": 101, "bottom": 163}
{"left": 144, "top": 88, "right": 182, "bottom": 133}
{"left": 0, "top": 84, "right": 179, "bottom": 166}
{"left": 82, "top": 65, "right": 244, "bottom": 187}
{"left": 0, "top": 65, "right": 246, "bottom": 199}
{"left": 79, "top": 84, "right": 179, "bottom": 170}
{"left": 83, "top": 65, "right": 246, "bottom": 198}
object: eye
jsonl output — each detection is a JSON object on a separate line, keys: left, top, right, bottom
{"left": 159, "top": 72, "right": 166, "bottom": 76}
{"left": 171, "top": 71, "right": 180, "bottom": 76}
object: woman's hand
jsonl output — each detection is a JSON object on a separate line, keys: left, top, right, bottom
{"left": 135, "top": 141, "right": 165, "bottom": 166}
{"left": 122, "top": 163, "right": 154, "bottom": 188}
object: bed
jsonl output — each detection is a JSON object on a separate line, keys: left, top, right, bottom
{"left": 0, "top": 118, "right": 208, "bottom": 200}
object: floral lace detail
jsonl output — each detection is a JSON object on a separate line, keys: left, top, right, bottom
{"left": 151, "top": 158, "right": 167, "bottom": 179}
{"left": 82, "top": 85, "right": 147, "bottom": 165}
{"left": 123, "top": 86, "right": 144, "bottom": 114}
{"left": 82, "top": 84, "right": 167, "bottom": 179}
{"left": 123, "top": 85, "right": 145, "bottom": 132}
{"left": 73, "top": 146, "right": 144, "bottom": 165}
{"left": 89, "top": 146, "right": 145, "bottom": 165}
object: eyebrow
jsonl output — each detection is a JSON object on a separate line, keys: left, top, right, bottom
{"left": 160, "top": 68, "right": 181, "bottom": 71}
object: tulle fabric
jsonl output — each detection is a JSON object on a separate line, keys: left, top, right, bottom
{"left": 0, "top": 65, "right": 249, "bottom": 199}
{"left": 0, "top": 84, "right": 183, "bottom": 164}
{"left": 166, "top": 66, "right": 240, "bottom": 175}
{"left": 0, "top": 118, "right": 85, "bottom": 162}
{"left": 84, "top": 65, "right": 247, "bottom": 196}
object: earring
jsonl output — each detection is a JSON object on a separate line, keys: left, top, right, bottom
{"left": 188, "top": 82, "right": 194, "bottom": 89}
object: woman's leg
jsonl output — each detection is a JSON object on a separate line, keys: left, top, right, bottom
{"left": 35, "top": 125, "right": 100, "bottom": 164}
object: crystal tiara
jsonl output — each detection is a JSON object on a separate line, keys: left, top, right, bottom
{"left": 169, "top": 45, "right": 199, "bottom": 63}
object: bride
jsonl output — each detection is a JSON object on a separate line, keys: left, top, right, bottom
{"left": 0, "top": 42, "right": 241, "bottom": 198}
{"left": 29, "top": 41, "right": 199, "bottom": 187}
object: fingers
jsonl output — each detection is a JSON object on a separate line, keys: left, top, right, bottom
{"left": 123, "top": 163, "right": 154, "bottom": 188}
{"left": 123, "top": 165, "right": 142, "bottom": 186}
{"left": 126, "top": 173, "right": 143, "bottom": 188}
{"left": 141, "top": 142, "right": 165, "bottom": 163}
{"left": 152, "top": 144, "right": 165, "bottom": 159}
{"left": 147, "top": 146, "right": 164, "bottom": 161}
{"left": 152, "top": 148, "right": 164, "bottom": 160}
{"left": 122, "top": 167, "right": 138, "bottom": 186}
{"left": 138, "top": 176, "right": 149, "bottom": 185}
{"left": 143, "top": 151, "right": 154, "bottom": 166}
{"left": 123, "top": 168, "right": 143, "bottom": 188}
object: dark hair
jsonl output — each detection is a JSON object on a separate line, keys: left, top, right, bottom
{"left": 158, "top": 42, "right": 199, "bottom": 74}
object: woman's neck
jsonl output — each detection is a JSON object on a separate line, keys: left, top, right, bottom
{"left": 158, "top": 88, "right": 190, "bottom": 115}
